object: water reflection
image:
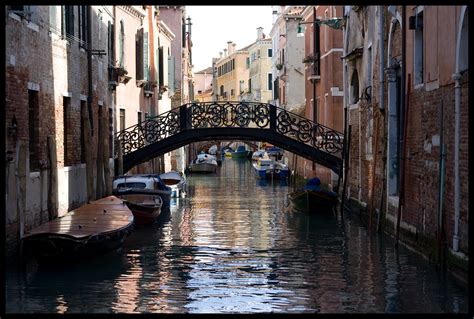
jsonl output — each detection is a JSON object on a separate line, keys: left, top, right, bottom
{"left": 5, "top": 157, "right": 468, "bottom": 313}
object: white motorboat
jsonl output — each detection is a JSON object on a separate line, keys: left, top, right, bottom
{"left": 188, "top": 153, "right": 218, "bottom": 173}
{"left": 159, "top": 171, "right": 186, "bottom": 198}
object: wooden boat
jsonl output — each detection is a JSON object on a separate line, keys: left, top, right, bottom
{"left": 289, "top": 189, "right": 338, "bottom": 213}
{"left": 159, "top": 171, "right": 186, "bottom": 198}
{"left": 188, "top": 153, "right": 218, "bottom": 173}
{"left": 288, "top": 178, "right": 339, "bottom": 213}
{"left": 118, "top": 193, "right": 162, "bottom": 225}
{"left": 22, "top": 196, "right": 134, "bottom": 262}
{"left": 113, "top": 174, "right": 172, "bottom": 208}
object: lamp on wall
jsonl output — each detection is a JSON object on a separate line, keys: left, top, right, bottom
{"left": 8, "top": 115, "right": 18, "bottom": 139}
{"left": 296, "top": 17, "right": 346, "bottom": 37}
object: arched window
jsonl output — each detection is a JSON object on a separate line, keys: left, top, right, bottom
{"left": 119, "top": 20, "right": 124, "bottom": 67}
{"left": 351, "top": 70, "right": 359, "bottom": 104}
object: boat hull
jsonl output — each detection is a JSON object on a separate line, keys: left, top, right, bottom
{"left": 232, "top": 151, "right": 250, "bottom": 158}
{"left": 289, "top": 190, "right": 338, "bottom": 213}
{"left": 159, "top": 172, "right": 186, "bottom": 198}
{"left": 189, "top": 162, "right": 217, "bottom": 173}
{"left": 22, "top": 196, "right": 134, "bottom": 262}
{"left": 119, "top": 194, "right": 162, "bottom": 225}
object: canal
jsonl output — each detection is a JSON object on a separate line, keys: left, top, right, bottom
{"left": 5, "top": 157, "right": 468, "bottom": 313}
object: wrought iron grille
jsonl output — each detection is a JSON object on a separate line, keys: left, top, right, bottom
{"left": 115, "top": 101, "right": 343, "bottom": 158}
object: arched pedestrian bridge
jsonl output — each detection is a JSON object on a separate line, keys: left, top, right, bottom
{"left": 114, "top": 101, "right": 344, "bottom": 174}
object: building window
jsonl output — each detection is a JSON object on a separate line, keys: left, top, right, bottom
{"left": 231, "top": 89, "right": 234, "bottom": 96}
{"left": 61, "top": 5, "right": 74, "bottom": 39}
{"left": 108, "top": 108, "right": 113, "bottom": 156}
{"left": 273, "top": 78, "right": 279, "bottom": 100}
{"left": 248, "top": 78, "right": 252, "bottom": 93}
{"left": 8, "top": 5, "right": 30, "bottom": 17}
{"left": 246, "top": 57, "right": 250, "bottom": 69}
{"left": 78, "top": 6, "right": 87, "bottom": 48}
{"left": 198, "top": 90, "right": 202, "bottom": 94}
{"left": 268, "top": 48, "right": 273, "bottom": 57}
{"left": 28, "top": 90, "right": 39, "bottom": 172}
{"left": 63, "top": 97, "right": 72, "bottom": 166}
{"left": 413, "top": 8, "right": 424, "bottom": 85}
{"left": 80, "top": 101, "right": 86, "bottom": 163}
{"left": 138, "top": 111, "right": 142, "bottom": 124}
{"left": 120, "top": 109, "right": 125, "bottom": 131}
{"left": 136, "top": 28, "right": 144, "bottom": 80}
{"left": 350, "top": 70, "right": 360, "bottom": 104}
{"left": 159, "top": 46, "right": 164, "bottom": 86}
{"left": 268, "top": 73, "right": 272, "bottom": 91}
{"left": 220, "top": 85, "right": 224, "bottom": 97}
{"left": 108, "top": 21, "right": 115, "bottom": 67}
{"left": 119, "top": 20, "right": 125, "bottom": 67}
{"left": 49, "top": 6, "right": 58, "bottom": 32}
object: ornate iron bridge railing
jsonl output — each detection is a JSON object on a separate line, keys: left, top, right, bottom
{"left": 115, "top": 101, "right": 344, "bottom": 159}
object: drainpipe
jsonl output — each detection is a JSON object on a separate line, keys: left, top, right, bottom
{"left": 379, "top": 6, "right": 384, "bottom": 111}
{"left": 437, "top": 100, "right": 445, "bottom": 259}
{"left": 342, "top": 8, "right": 349, "bottom": 194}
{"left": 87, "top": 6, "right": 93, "bottom": 135}
{"left": 452, "top": 72, "right": 461, "bottom": 252}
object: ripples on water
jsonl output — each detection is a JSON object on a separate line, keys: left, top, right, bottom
{"left": 5, "top": 157, "right": 468, "bottom": 313}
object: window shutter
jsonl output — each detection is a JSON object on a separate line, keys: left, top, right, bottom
{"left": 168, "top": 56, "right": 175, "bottom": 94}
{"left": 61, "top": 6, "right": 66, "bottom": 37}
{"left": 136, "top": 29, "right": 143, "bottom": 80}
{"left": 156, "top": 47, "right": 160, "bottom": 86}
{"left": 159, "top": 46, "right": 164, "bottom": 86}
{"left": 119, "top": 21, "right": 124, "bottom": 67}
{"left": 49, "top": 6, "right": 57, "bottom": 32}
{"left": 143, "top": 31, "right": 149, "bottom": 80}
{"left": 67, "top": 5, "right": 74, "bottom": 37}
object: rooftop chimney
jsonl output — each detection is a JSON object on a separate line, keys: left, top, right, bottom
{"left": 219, "top": 52, "right": 223, "bottom": 59}
{"left": 257, "top": 27, "right": 264, "bottom": 40}
{"left": 224, "top": 48, "right": 228, "bottom": 57}
{"left": 227, "top": 41, "right": 234, "bottom": 55}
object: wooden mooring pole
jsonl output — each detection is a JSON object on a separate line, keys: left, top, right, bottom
{"left": 81, "top": 103, "right": 94, "bottom": 201}
{"left": 102, "top": 109, "right": 112, "bottom": 195}
{"left": 340, "top": 125, "right": 352, "bottom": 215}
{"left": 47, "top": 136, "right": 58, "bottom": 221}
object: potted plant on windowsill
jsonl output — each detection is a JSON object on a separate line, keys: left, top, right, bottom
{"left": 117, "top": 67, "right": 132, "bottom": 84}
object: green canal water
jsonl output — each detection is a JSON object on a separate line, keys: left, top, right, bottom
{"left": 5, "top": 157, "right": 468, "bottom": 313}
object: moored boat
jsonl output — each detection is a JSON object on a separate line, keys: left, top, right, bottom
{"left": 22, "top": 196, "right": 134, "bottom": 262}
{"left": 117, "top": 193, "right": 163, "bottom": 225}
{"left": 113, "top": 174, "right": 172, "bottom": 208}
{"left": 288, "top": 178, "right": 339, "bottom": 213}
{"left": 188, "top": 153, "right": 218, "bottom": 173}
{"left": 159, "top": 170, "right": 186, "bottom": 198}
{"left": 232, "top": 145, "right": 252, "bottom": 158}
{"left": 252, "top": 157, "right": 289, "bottom": 180}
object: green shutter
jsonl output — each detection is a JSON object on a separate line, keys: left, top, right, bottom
{"left": 168, "top": 56, "right": 175, "bottom": 94}
{"left": 119, "top": 21, "right": 124, "bottom": 67}
{"left": 143, "top": 31, "right": 149, "bottom": 80}
{"left": 50, "top": 6, "right": 57, "bottom": 32}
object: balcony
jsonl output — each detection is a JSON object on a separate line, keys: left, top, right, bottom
{"left": 143, "top": 81, "right": 157, "bottom": 97}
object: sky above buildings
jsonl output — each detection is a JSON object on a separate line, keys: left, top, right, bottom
{"left": 186, "top": 5, "right": 273, "bottom": 73}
